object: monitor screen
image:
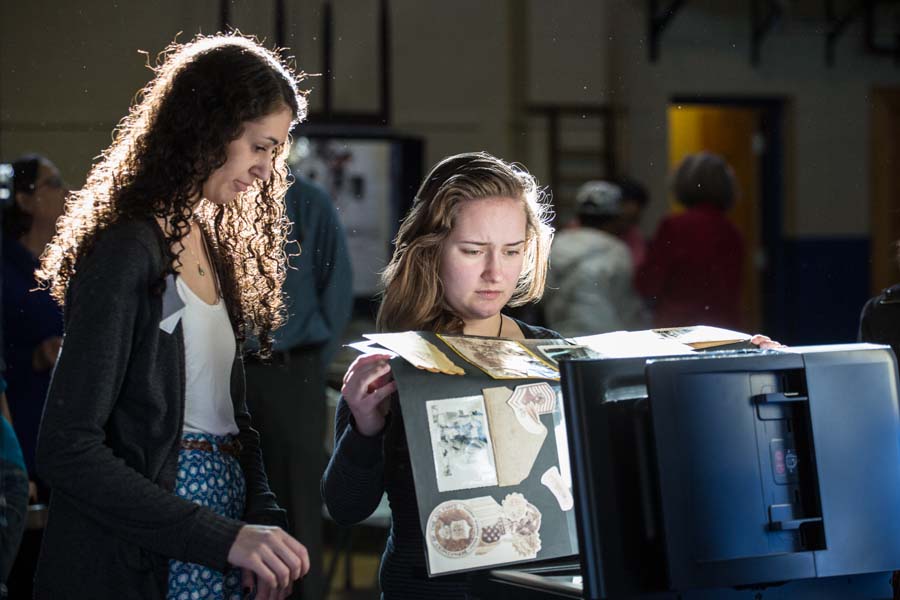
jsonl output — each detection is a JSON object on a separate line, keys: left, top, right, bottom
{"left": 560, "top": 345, "right": 900, "bottom": 599}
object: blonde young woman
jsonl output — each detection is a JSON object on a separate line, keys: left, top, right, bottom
{"left": 34, "top": 35, "right": 309, "bottom": 600}
{"left": 322, "top": 152, "right": 558, "bottom": 599}
{"left": 321, "top": 152, "right": 782, "bottom": 600}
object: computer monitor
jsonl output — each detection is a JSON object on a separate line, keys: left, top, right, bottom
{"left": 560, "top": 344, "right": 900, "bottom": 599}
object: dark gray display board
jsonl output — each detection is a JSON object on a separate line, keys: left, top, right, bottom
{"left": 388, "top": 332, "right": 579, "bottom": 577}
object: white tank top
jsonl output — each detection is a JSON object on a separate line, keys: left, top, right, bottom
{"left": 176, "top": 276, "right": 239, "bottom": 436}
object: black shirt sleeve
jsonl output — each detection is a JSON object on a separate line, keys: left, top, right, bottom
{"left": 36, "top": 224, "right": 242, "bottom": 570}
{"left": 321, "top": 395, "right": 387, "bottom": 526}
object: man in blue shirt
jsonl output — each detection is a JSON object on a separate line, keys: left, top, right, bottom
{"left": 245, "top": 176, "right": 352, "bottom": 600}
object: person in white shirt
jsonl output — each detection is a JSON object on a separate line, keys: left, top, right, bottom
{"left": 544, "top": 180, "right": 649, "bottom": 337}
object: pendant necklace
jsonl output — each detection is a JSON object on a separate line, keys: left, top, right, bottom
{"left": 497, "top": 314, "right": 504, "bottom": 338}
{"left": 184, "top": 228, "right": 206, "bottom": 277}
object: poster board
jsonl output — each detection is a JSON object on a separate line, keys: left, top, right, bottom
{"left": 359, "top": 325, "right": 753, "bottom": 576}
{"left": 384, "top": 332, "right": 578, "bottom": 577}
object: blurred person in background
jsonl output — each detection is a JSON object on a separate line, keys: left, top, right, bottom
{"left": 245, "top": 175, "right": 352, "bottom": 600}
{"left": 0, "top": 383, "right": 29, "bottom": 600}
{"left": 543, "top": 180, "right": 648, "bottom": 336}
{"left": 615, "top": 177, "right": 650, "bottom": 270}
{"left": 858, "top": 249, "right": 900, "bottom": 359}
{"left": 1, "top": 154, "right": 66, "bottom": 599}
{"left": 2, "top": 154, "right": 65, "bottom": 504}
{"left": 857, "top": 249, "right": 900, "bottom": 599}
{"left": 636, "top": 152, "right": 744, "bottom": 329}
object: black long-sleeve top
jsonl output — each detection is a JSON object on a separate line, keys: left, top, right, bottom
{"left": 321, "top": 320, "right": 561, "bottom": 599}
{"left": 34, "top": 218, "right": 285, "bottom": 599}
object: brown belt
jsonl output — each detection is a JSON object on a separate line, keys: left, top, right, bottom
{"left": 180, "top": 438, "right": 242, "bottom": 458}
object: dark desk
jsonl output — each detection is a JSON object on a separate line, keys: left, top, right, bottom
{"left": 472, "top": 560, "right": 894, "bottom": 600}
{"left": 472, "top": 558, "right": 582, "bottom": 599}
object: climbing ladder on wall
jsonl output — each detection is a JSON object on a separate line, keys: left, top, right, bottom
{"left": 528, "top": 103, "right": 619, "bottom": 223}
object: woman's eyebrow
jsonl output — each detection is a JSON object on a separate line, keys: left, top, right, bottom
{"left": 457, "top": 240, "right": 526, "bottom": 246}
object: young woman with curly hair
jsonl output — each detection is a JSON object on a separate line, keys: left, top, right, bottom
{"left": 322, "top": 152, "right": 558, "bottom": 599}
{"left": 34, "top": 34, "right": 309, "bottom": 600}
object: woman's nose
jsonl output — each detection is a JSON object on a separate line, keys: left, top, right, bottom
{"left": 482, "top": 252, "right": 502, "bottom": 281}
{"left": 251, "top": 159, "right": 272, "bottom": 183}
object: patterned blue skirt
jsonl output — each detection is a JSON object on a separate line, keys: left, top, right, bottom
{"left": 168, "top": 432, "right": 247, "bottom": 600}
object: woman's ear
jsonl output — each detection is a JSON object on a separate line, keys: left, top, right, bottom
{"left": 14, "top": 190, "right": 35, "bottom": 215}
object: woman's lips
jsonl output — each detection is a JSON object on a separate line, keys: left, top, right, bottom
{"left": 476, "top": 290, "right": 502, "bottom": 299}
{"left": 234, "top": 180, "right": 250, "bottom": 192}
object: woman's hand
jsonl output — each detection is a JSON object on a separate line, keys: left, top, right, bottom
{"left": 245, "top": 570, "right": 295, "bottom": 600}
{"left": 750, "top": 334, "right": 785, "bottom": 350}
{"left": 341, "top": 353, "right": 397, "bottom": 437}
{"left": 32, "top": 336, "right": 63, "bottom": 372}
{"left": 227, "top": 524, "right": 309, "bottom": 599}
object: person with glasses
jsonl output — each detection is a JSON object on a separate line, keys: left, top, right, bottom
{"left": 2, "top": 154, "right": 66, "bottom": 506}
{"left": 0, "top": 154, "right": 66, "bottom": 598}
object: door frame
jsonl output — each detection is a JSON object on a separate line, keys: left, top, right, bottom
{"left": 870, "top": 88, "right": 900, "bottom": 294}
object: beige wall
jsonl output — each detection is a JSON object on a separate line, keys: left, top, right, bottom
{"left": 0, "top": 1, "right": 219, "bottom": 184}
{"left": 609, "top": 0, "right": 900, "bottom": 237}
{"left": 1, "top": 1, "right": 611, "bottom": 188}
{"left": 1, "top": 0, "right": 897, "bottom": 240}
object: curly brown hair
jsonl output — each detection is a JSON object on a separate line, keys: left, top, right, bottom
{"left": 377, "top": 152, "right": 554, "bottom": 333}
{"left": 37, "top": 33, "right": 307, "bottom": 355}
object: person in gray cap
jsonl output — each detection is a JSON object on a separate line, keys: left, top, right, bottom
{"left": 543, "top": 181, "right": 649, "bottom": 337}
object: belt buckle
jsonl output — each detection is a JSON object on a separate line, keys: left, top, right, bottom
{"left": 220, "top": 439, "right": 242, "bottom": 457}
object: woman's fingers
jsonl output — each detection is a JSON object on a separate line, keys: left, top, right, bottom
{"left": 257, "top": 543, "right": 291, "bottom": 590}
{"left": 342, "top": 359, "right": 393, "bottom": 407}
{"left": 241, "top": 568, "right": 255, "bottom": 595}
{"left": 244, "top": 554, "right": 277, "bottom": 592}
{"left": 750, "top": 334, "right": 785, "bottom": 350}
{"left": 227, "top": 526, "right": 306, "bottom": 596}
{"left": 281, "top": 533, "right": 311, "bottom": 578}
{"left": 254, "top": 577, "right": 277, "bottom": 600}
{"left": 343, "top": 355, "right": 389, "bottom": 393}
{"left": 369, "top": 370, "right": 394, "bottom": 392}
{"left": 375, "top": 382, "right": 398, "bottom": 416}
{"left": 343, "top": 364, "right": 396, "bottom": 435}
{"left": 343, "top": 353, "right": 393, "bottom": 385}
{"left": 267, "top": 531, "right": 307, "bottom": 581}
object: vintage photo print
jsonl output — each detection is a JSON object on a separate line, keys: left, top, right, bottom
{"left": 427, "top": 396, "right": 499, "bottom": 492}
{"left": 483, "top": 386, "right": 547, "bottom": 487}
{"left": 425, "top": 493, "right": 544, "bottom": 575}
{"left": 507, "top": 382, "right": 557, "bottom": 435}
{"left": 535, "top": 344, "right": 600, "bottom": 367}
{"left": 541, "top": 466, "right": 574, "bottom": 511}
{"left": 438, "top": 335, "right": 559, "bottom": 380}
{"left": 364, "top": 331, "right": 465, "bottom": 375}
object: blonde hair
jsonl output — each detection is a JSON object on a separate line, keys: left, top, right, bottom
{"left": 377, "top": 151, "right": 553, "bottom": 333}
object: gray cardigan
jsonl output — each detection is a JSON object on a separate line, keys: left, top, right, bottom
{"left": 34, "top": 218, "right": 285, "bottom": 599}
